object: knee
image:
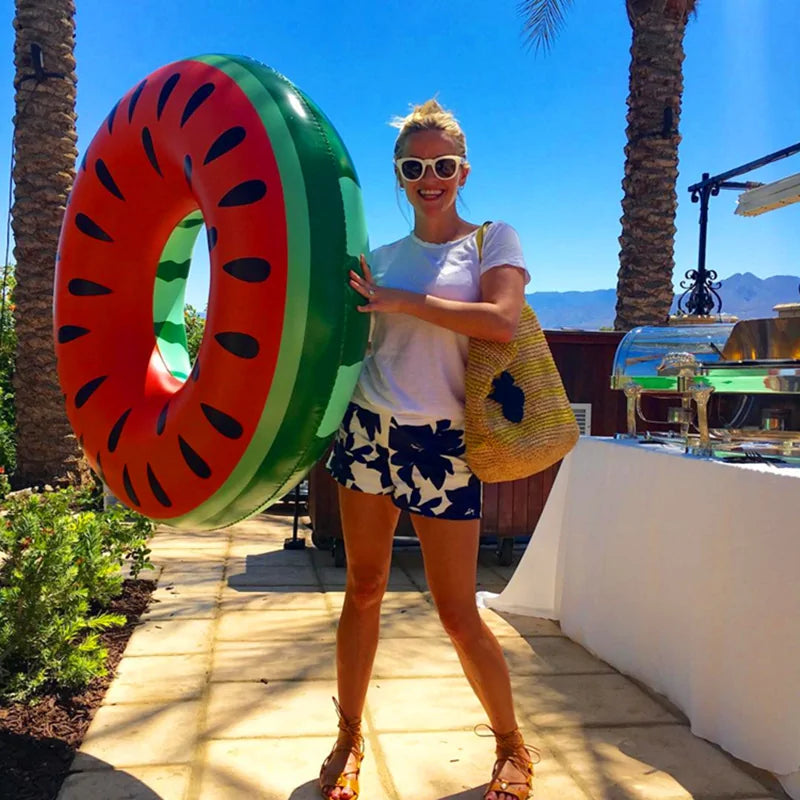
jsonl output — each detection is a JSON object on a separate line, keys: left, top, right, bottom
{"left": 437, "top": 605, "right": 484, "bottom": 645}
{"left": 345, "top": 571, "right": 388, "bottom": 611}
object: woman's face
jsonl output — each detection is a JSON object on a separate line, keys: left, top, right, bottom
{"left": 396, "top": 129, "right": 468, "bottom": 219}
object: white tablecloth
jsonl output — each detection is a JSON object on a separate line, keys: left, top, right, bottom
{"left": 485, "top": 437, "right": 800, "bottom": 796}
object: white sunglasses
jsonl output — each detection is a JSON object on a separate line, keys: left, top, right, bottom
{"left": 394, "top": 155, "right": 464, "bottom": 182}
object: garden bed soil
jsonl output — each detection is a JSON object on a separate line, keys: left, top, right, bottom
{"left": 0, "top": 578, "right": 156, "bottom": 800}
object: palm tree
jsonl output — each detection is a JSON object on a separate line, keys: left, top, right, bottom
{"left": 12, "top": 0, "right": 89, "bottom": 487}
{"left": 521, "top": 0, "right": 699, "bottom": 330}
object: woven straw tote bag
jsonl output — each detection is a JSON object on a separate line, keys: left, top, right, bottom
{"left": 464, "top": 223, "right": 579, "bottom": 483}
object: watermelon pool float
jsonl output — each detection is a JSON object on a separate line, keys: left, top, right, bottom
{"left": 54, "top": 55, "right": 369, "bottom": 530}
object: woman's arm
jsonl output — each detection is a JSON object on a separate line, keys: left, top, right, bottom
{"left": 350, "top": 256, "right": 526, "bottom": 343}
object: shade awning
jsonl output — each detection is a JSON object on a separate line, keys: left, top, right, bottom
{"left": 736, "top": 171, "right": 800, "bottom": 216}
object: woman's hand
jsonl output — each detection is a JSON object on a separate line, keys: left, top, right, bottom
{"left": 350, "top": 255, "right": 411, "bottom": 313}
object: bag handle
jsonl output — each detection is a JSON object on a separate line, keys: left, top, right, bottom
{"left": 475, "top": 220, "right": 492, "bottom": 262}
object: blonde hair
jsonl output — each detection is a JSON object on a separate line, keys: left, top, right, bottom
{"left": 391, "top": 99, "right": 468, "bottom": 160}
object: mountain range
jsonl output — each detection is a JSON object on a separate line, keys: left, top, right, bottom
{"left": 527, "top": 273, "right": 800, "bottom": 329}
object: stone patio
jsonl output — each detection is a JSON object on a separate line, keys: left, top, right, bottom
{"left": 57, "top": 513, "right": 788, "bottom": 799}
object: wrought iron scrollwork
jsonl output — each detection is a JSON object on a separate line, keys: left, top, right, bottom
{"left": 678, "top": 268, "right": 722, "bottom": 316}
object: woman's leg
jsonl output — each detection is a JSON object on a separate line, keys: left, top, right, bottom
{"left": 336, "top": 484, "right": 399, "bottom": 719}
{"left": 321, "top": 485, "right": 399, "bottom": 800}
{"left": 411, "top": 514, "right": 532, "bottom": 800}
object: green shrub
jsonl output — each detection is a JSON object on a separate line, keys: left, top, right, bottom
{"left": 0, "top": 488, "right": 155, "bottom": 701}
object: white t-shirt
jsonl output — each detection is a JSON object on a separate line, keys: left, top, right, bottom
{"left": 352, "top": 221, "right": 530, "bottom": 424}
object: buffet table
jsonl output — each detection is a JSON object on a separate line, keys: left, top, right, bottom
{"left": 484, "top": 437, "right": 800, "bottom": 796}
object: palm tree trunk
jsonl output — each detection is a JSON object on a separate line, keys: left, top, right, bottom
{"left": 615, "top": 1, "right": 690, "bottom": 330}
{"left": 12, "top": 0, "right": 89, "bottom": 487}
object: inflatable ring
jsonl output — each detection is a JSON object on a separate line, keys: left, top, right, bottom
{"left": 54, "top": 55, "right": 369, "bottom": 530}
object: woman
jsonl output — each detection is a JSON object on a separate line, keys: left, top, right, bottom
{"left": 320, "top": 99, "right": 537, "bottom": 800}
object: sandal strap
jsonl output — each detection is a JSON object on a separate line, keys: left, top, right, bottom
{"left": 475, "top": 723, "right": 540, "bottom": 765}
{"left": 475, "top": 723, "right": 540, "bottom": 800}
{"left": 320, "top": 698, "right": 365, "bottom": 798}
{"left": 333, "top": 697, "right": 364, "bottom": 749}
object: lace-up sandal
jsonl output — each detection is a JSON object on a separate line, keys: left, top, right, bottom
{"left": 476, "top": 724, "right": 540, "bottom": 800}
{"left": 319, "top": 697, "right": 365, "bottom": 799}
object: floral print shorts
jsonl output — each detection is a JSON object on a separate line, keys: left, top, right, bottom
{"left": 325, "top": 402, "right": 481, "bottom": 520}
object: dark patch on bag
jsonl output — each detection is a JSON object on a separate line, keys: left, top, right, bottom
{"left": 489, "top": 371, "right": 525, "bottom": 423}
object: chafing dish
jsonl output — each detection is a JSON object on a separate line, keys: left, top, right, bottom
{"left": 611, "top": 318, "right": 800, "bottom": 460}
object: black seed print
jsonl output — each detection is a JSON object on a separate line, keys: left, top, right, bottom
{"left": 181, "top": 83, "right": 215, "bottom": 127}
{"left": 190, "top": 359, "right": 200, "bottom": 382}
{"left": 218, "top": 180, "right": 266, "bottom": 207}
{"left": 215, "top": 331, "right": 259, "bottom": 359}
{"left": 184, "top": 155, "right": 192, "bottom": 188}
{"left": 75, "top": 213, "right": 113, "bottom": 242}
{"left": 128, "top": 79, "right": 147, "bottom": 123}
{"left": 178, "top": 436, "right": 211, "bottom": 479}
{"left": 96, "top": 159, "right": 125, "bottom": 201}
{"left": 107, "top": 100, "right": 120, "bottom": 134}
{"left": 204, "top": 126, "right": 246, "bottom": 165}
{"left": 68, "top": 278, "right": 112, "bottom": 296}
{"left": 156, "top": 401, "right": 169, "bottom": 435}
{"left": 207, "top": 227, "right": 218, "bottom": 251}
{"left": 147, "top": 464, "right": 172, "bottom": 507}
{"left": 122, "top": 465, "right": 141, "bottom": 507}
{"left": 201, "top": 403, "right": 243, "bottom": 439}
{"left": 75, "top": 375, "right": 107, "bottom": 408}
{"left": 222, "top": 258, "right": 271, "bottom": 283}
{"left": 108, "top": 407, "right": 132, "bottom": 453}
{"left": 58, "top": 325, "right": 90, "bottom": 343}
{"left": 142, "top": 128, "right": 162, "bottom": 177}
{"left": 157, "top": 73, "right": 181, "bottom": 120}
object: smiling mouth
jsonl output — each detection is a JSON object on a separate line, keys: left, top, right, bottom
{"left": 418, "top": 189, "right": 444, "bottom": 200}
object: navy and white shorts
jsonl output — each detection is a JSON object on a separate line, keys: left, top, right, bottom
{"left": 325, "top": 402, "right": 481, "bottom": 520}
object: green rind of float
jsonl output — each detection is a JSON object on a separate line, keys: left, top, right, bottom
{"left": 153, "top": 209, "right": 203, "bottom": 380}
{"left": 233, "top": 65, "right": 369, "bottom": 514}
{"left": 160, "top": 54, "right": 313, "bottom": 528}
{"left": 181, "top": 55, "right": 368, "bottom": 529}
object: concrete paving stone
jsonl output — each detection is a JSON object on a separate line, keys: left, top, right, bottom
{"left": 323, "top": 590, "right": 431, "bottom": 613}
{"left": 227, "top": 540, "right": 317, "bottom": 563}
{"left": 57, "top": 764, "right": 190, "bottom": 800}
{"left": 478, "top": 607, "right": 564, "bottom": 638}
{"left": 204, "top": 680, "right": 365, "bottom": 739}
{"left": 317, "top": 566, "right": 416, "bottom": 591}
{"left": 219, "top": 586, "right": 329, "bottom": 611}
{"left": 157, "top": 558, "right": 226, "bottom": 573}
{"left": 149, "top": 530, "right": 228, "bottom": 549}
{"left": 226, "top": 560, "right": 319, "bottom": 588}
{"left": 212, "top": 641, "right": 337, "bottom": 681}
{"left": 373, "top": 636, "right": 463, "bottom": 678}
{"left": 377, "top": 730, "right": 589, "bottom": 800}
{"left": 103, "top": 655, "right": 209, "bottom": 704}
{"left": 155, "top": 568, "right": 225, "bottom": 595}
{"left": 379, "top": 605, "right": 446, "bottom": 639}
{"left": 123, "top": 618, "right": 215, "bottom": 657}
{"left": 546, "top": 725, "right": 772, "bottom": 798}
{"left": 197, "top": 736, "right": 390, "bottom": 799}
{"left": 511, "top": 674, "right": 680, "bottom": 729}
{"left": 474, "top": 576, "right": 510, "bottom": 594}
{"left": 501, "top": 637, "right": 615, "bottom": 676}
{"left": 398, "top": 566, "right": 429, "bottom": 590}
{"left": 367, "top": 677, "right": 485, "bottom": 731}
{"left": 141, "top": 591, "right": 217, "bottom": 621}
{"left": 215, "top": 609, "right": 336, "bottom": 642}
{"left": 72, "top": 701, "right": 201, "bottom": 769}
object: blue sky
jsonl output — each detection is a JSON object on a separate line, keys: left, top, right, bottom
{"left": 1, "top": 0, "right": 799, "bottom": 310}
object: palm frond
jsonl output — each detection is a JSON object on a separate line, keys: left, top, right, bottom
{"left": 518, "top": 0, "right": 575, "bottom": 53}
